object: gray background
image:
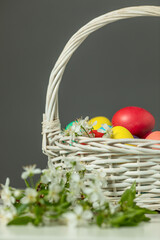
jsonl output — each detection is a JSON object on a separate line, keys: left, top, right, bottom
{"left": 0, "top": 0, "right": 160, "bottom": 187}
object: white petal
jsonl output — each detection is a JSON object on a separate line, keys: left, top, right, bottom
{"left": 5, "top": 178, "right": 10, "bottom": 187}
{"left": 92, "top": 201, "right": 99, "bottom": 209}
{"left": 25, "top": 188, "right": 37, "bottom": 197}
{"left": 74, "top": 205, "right": 83, "bottom": 216}
{"left": 11, "top": 196, "right": 15, "bottom": 204}
{"left": 34, "top": 169, "right": 41, "bottom": 174}
{"left": 82, "top": 210, "right": 93, "bottom": 220}
{"left": 85, "top": 116, "right": 89, "bottom": 121}
{"left": 21, "top": 172, "right": 29, "bottom": 179}
{"left": 0, "top": 206, "right": 16, "bottom": 225}
{"left": 83, "top": 187, "right": 93, "bottom": 195}
{"left": 71, "top": 173, "right": 80, "bottom": 182}
{"left": 21, "top": 197, "right": 29, "bottom": 204}
{"left": 75, "top": 163, "right": 85, "bottom": 171}
{"left": 90, "top": 192, "right": 99, "bottom": 203}
{"left": 55, "top": 185, "right": 62, "bottom": 193}
{"left": 14, "top": 190, "right": 21, "bottom": 198}
{"left": 41, "top": 174, "right": 51, "bottom": 184}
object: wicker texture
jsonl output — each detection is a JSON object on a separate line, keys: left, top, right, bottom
{"left": 42, "top": 6, "right": 160, "bottom": 210}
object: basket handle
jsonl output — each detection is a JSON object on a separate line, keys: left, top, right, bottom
{"left": 42, "top": 6, "right": 160, "bottom": 149}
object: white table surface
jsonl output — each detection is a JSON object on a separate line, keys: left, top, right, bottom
{"left": 0, "top": 214, "right": 160, "bottom": 240}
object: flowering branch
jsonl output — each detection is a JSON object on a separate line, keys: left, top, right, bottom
{"left": 0, "top": 162, "right": 157, "bottom": 227}
{"left": 63, "top": 117, "right": 113, "bottom": 140}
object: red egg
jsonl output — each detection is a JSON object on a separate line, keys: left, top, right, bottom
{"left": 112, "top": 106, "right": 155, "bottom": 138}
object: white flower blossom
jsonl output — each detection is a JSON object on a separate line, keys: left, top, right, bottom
{"left": 41, "top": 162, "right": 64, "bottom": 185}
{"left": 0, "top": 205, "right": 16, "bottom": 225}
{"left": 41, "top": 169, "right": 53, "bottom": 184}
{"left": 84, "top": 181, "right": 105, "bottom": 204}
{"left": 80, "top": 117, "right": 92, "bottom": 130}
{"left": 14, "top": 190, "right": 21, "bottom": 198}
{"left": 63, "top": 159, "right": 85, "bottom": 172}
{"left": 97, "top": 124, "right": 113, "bottom": 138}
{"left": 92, "top": 200, "right": 106, "bottom": 210}
{"left": 74, "top": 161, "right": 85, "bottom": 172}
{"left": 63, "top": 205, "right": 93, "bottom": 227}
{"left": 75, "top": 205, "right": 93, "bottom": 221}
{"left": 64, "top": 121, "right": 81, "bottom": 139}
{"left": 93, "top": 168, "right": 107, "bottom": 188}
{"left": 71, "top": 173, "right": 85, "bottom": 190}
{"left": 67, "top": 172, "right": 85, "bottom": 203}
{"left": 71, "top": 172, "right": 80, "bottom": 183}
{"left": 63, "top": 117, "right": 96, "bottom": 139}
{"left": 21, "top": 188, "right": 37, "bottom": 204}
{"left": 21, "top": 164, "right": 41, "bottom": 179}
{"left": 0, "top": 157, "right": 111, "bottom": 227}
{"left": 0, "top": 178, "right": 15, "bottom": 206}
{"left": 47, "top": 183, "right": 62, "bottom": 203}
{"left": 67, "top": 190, "right": 79, "bottom": 203}
{"left": 72, "top": 122, "right": 82, "bottom": 135}
{"left": 48, "top": 159, "right": 56, "bottom": 171}
{"left": 67, "top": 184, "right": 81, "bottom": 203}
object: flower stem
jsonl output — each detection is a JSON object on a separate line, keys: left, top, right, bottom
{"left": 81, "top": 126, "right": 90, "bottom": 138}
{"left": 29, "top": 176, "right": 34, "bottom": 188}
{"left": 24, "top": 179, "right": 30, "bottom": 188}
{"left": 90, "top": 128, "right": 95, "bottom": 137}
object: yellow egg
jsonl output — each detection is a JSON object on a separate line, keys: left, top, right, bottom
{"left": 112, "top": 126, "right": 134, "bottom": 139}
{"left": 88, "top": 116, "right": 112, "bottom": 130}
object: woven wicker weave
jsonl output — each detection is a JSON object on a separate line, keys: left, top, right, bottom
{"left": 42, "top": 6, "right": 160, "bottom": 210}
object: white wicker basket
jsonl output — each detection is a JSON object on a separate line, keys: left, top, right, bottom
{"left": 42, "top": 6, "right": 160, "bottom": 210}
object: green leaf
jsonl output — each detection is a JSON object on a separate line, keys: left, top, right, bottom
{"left": 8, "top": 216, "right": 34, "bottom": 226}
{"left": 96, "top": 214, "right": 104, "bottom": 227}
{"left": 109, "top": 206, "right": 157, "bottom": 227}
{"left": 134, "top": 205, "right": 157, "bottom": 215}
{"left": 119, "top": 182, "right": 136, "bottom": 210}
{"left": 59, "top": 201, "right": 71, "bottom": 209}
{"left": 109, "top": 212, "right": 130, "bottom": 227}
{"left": 16, "top": 204, "right": 28, "bottom": 215}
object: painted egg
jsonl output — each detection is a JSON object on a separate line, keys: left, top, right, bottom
{"left": 65, "top": 121, "right": 75, "bottom": 130}
{"left": 89, "top": 130, "right": 104, "bottom": 138}
{"left": 112, "top": 106, "right": 155, "bottom": 138}
{"left": 88, "top": 116, "right": 112, "bottom": 130}
{"left": 99, "top": 126, "right": 112, "bottom": 131}
{"left": 146, "top": 131, "right": 160, "bottom": 140}
{"left": 145, "top": 131, "right": 160, "bottom": 150}
{"left": 112, "top": 126, "right": 134, "bottom": 139}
